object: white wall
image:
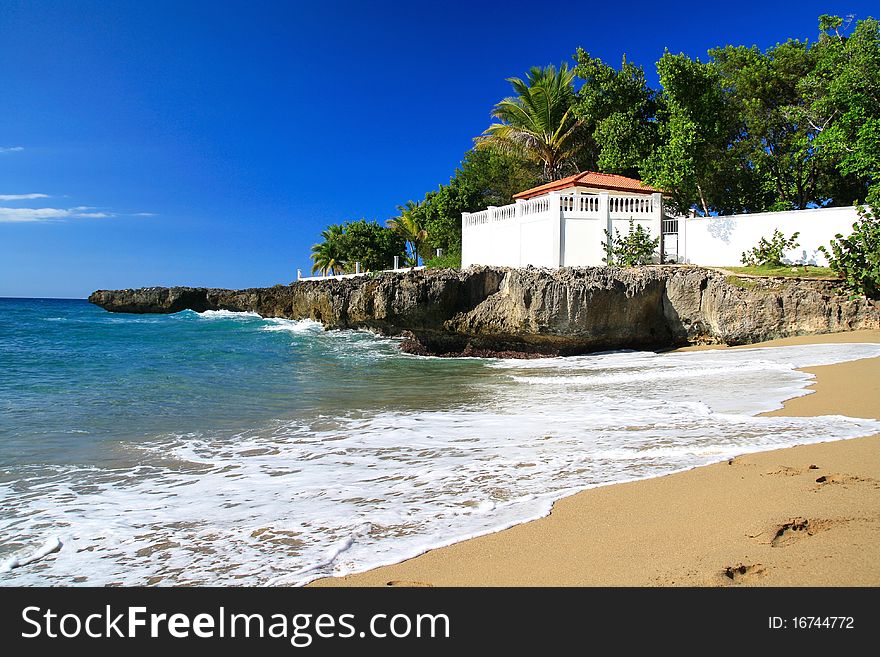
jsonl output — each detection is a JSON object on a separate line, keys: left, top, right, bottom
{"left": 563, "top": 218, "right": 606, "bottom": 266}
{"left": 520, "top": 215, "right": 559, "bottom": 268}
{"left": 462, "top": 191, "right": 663, "bottom": 268}
{"left": 461, "top": 219, "right": 520, "bottom": 267}
{"left": 683, "top": 206, "right": 858, "bottom": 267}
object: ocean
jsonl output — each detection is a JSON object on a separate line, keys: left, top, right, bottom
{"left": 1, "top": 297, "right": 879, "bottom": 586}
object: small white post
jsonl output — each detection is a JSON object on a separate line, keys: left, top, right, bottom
{"left": 487, "top": 206, "right": 497, "bottom": 223}
{"left": 598, "top": 192, "right": 611, "bottom": 265}
{"left": 393, "top": 255, "right": 400, "bottom": 270}
{"left": 515, "top": 199, "right": 525, "bottom": 219}
{"left": 355, "top": 261, "right": 361, "bottom": 274}
{"left": 296, "top": 268, "right": 302, "bottom": 280}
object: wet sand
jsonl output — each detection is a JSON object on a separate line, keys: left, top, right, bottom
{"left": 311, "top": 330, "right": 880, "bottom": 587}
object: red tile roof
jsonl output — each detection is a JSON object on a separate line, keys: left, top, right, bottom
{"left": 513, "top": 171, "right": 661, "bottom": 199}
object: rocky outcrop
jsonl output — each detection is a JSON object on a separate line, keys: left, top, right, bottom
{"left": 88, "top": 267, "right": 880, "bottom": 356}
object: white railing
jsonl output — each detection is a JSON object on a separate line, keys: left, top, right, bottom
{"left": 495, "top": 204, "right": 517, "bottom": 221}
{"left": 609, "top": 195, "right": 653, "bottom": 215}
{"left": 662, "top": 218, "right": 678, "bottom": 234}
{"left": 561, "top": 194, "right": 601, "bottom": 214}
{"left": 464, "top": 209, "right": 490, "bottom": 227}
{"left": 462, "top": 192, "right": 660, "bottom": 228}
{"left": 521, "top": 196, "right": 550, "bottom": 216}
{"left": 578, "top": 195, "right": 599, "bottom": 213}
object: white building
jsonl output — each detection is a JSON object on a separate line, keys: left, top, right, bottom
{"left": 461, "top": 171, "right": 669, "bottom": 268}
{"left": 461, "top": 171, "right": 859, "bottom": 269}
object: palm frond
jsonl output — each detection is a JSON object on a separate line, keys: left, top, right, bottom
{"left": 476, "top": 63, "right": 582, "bottom": 181}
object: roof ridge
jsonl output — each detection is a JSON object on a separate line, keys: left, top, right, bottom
{"left": 513, "top": 170, "right": 661, "bottom": 199}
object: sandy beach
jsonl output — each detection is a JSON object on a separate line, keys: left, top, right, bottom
{"left": 312, "top": 329, "right": 880, "bottom": 587}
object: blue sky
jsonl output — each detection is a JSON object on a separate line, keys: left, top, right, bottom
{"left": 1, "top": 0, "right": 875, "bottom": 298}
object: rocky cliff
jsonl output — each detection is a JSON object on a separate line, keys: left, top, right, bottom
{"left": 88, "top": 267, "right": 880, "bottom": 356}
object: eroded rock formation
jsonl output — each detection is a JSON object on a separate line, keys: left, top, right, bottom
{"left": 88, "top": 267, "right": 879, "bottom": 356}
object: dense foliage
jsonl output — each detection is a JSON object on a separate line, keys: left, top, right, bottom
{"left": 819, "top": 205, "right": 880, "bottom": 298}
{"left": 309, "top": 220, "right": 405, "bottom": 275}
{"left": 308, "top": 14, "right": 880, "bottom": 271}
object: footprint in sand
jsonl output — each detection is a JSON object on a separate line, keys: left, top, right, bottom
{"left": 770, "top": 517, "right": 813, "bottom": 547}
{"left": 722, "top": 563, "right": 766, "bottom": 584}
{"left": 814, "top": 473, "right": 879, "bottom": 489}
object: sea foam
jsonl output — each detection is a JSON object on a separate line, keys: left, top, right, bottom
{"left": 1, "top": 342, "right": 879, "bottom": 586}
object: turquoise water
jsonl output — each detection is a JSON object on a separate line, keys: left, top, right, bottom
{"left": 1, "top": 297, "right": 879, "bottom": 586}
{"left": 0, "top": 299, "right": 489, "bottom": 466}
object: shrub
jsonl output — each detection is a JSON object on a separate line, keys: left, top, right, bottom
{"left": 602, "top": 219, "right": 659, "bottom": 267}
{"left": 425, "top": 250, "right": 462, "bottom": 269}
{"left": 818, "top": 205, "right": 880, "bottom": 299}
{"left": 741, "top": 229, "right": 800, "bottom": 267}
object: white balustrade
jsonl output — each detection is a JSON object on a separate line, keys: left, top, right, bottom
{"left": 521, "top": 196, "right": 550, "bottom": 216}
{"left": 464, "top": 209, "right": 490, "bottom": 227}
{"left": 495, "top": 204, "right": 517, "bottom": 221}
{"left": 609, "top": 195, "right": 654, "bottom": 216}
{"left": 579, "top": 195, "right": 599, "bottom": 213}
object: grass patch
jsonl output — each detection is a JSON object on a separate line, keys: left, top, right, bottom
{"left": 723, "top": 265, "right": 840, "bottom": 279}
{"left": 425, "top": 251, "right": 462, "bottom": 269}
{"left": 725, "top": 275, "right": 759, "bottom": 290}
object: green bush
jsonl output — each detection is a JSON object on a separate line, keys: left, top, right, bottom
{"left": 741, "top": 229, "right": 800, "bottom": 267}
{"left": 818, "top": 205, "right": 880, "bottom": 299}
{"left": 425, "top": 250, "right": 462, "bottom": 269}
{"left": 602, "top": 219, "right": 659, "bottom": 266}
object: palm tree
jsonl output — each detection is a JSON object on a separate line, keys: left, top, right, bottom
{"left": 476, "top": 64, "right": 582, "bottom": 182}
{"left": 310, "top": 225, "right": 346, "bottom": 275}
{"left": 387, "top": 201, "right": 427, "bottom": 266}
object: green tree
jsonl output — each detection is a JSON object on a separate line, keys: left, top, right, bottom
{"left": 387, "top": 201, "right": 428, "bottom": 266}
{"left": 711, "top": 40, "right": 829, "bottom": 211}
{"left": 309, "top": 224, "right": 346, "bottom": 275}
{"left": 573, "top": 50, "right": 658, "bottom": 178}
{"left": 802, "top": 15, "right": 880, "bottom": 206}
{"left": 337, "top": 219, "right": 406, "bottom": 272}
{"left": 641, "top": 52, "right": 732, "bottom": 216}
{"left": 475, "top": 64, "right": 583, "bottom": 182}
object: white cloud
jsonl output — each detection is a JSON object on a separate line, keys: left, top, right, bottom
{"left": 0, "top": 207, "right": 72, "bottom": 223}
{"left": 0, "top": 206, "right": 117, "bottom": 223}
{"left": 0, "top": 146, "right": 24, "bottom": 153}
{"left": 0, "top": 193, "right": 50, "bottom": 201}
{"left": 0, "top": 198, "right": 155, "bottom": 223}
